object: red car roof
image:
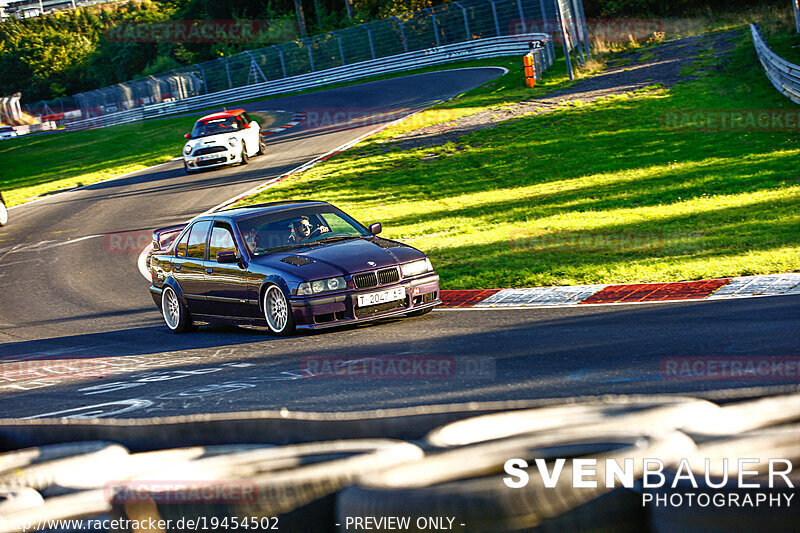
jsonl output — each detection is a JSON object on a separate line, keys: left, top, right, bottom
{"left": 197, "top": 109, "right": 246, "bottom": 122}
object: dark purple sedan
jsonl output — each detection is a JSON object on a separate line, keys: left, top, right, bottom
{"left": 148, "top": 201, "right": 440, "bottom": 335}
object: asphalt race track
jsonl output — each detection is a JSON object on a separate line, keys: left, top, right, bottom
{"left": 1, "top": 68, "right": 799, "bottom": 420}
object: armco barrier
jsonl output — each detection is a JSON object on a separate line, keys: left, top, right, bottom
{"left": 64, "top": 33, "right": 555, "bottom": 131}
{"left": 751, "top": 23, "right": 800, "bottom": 104}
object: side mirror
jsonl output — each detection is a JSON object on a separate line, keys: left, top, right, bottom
{"left": 184, "top": 133, "right": 191, "bottom": 139}
{"left": 368, "top": 223, "right": 382, "bottom": 235}
{"left": 244, "top": 122, "right": 252, "bottom": 129}
{"left": 216, "top": 251, "right": 238, "bottom": 264}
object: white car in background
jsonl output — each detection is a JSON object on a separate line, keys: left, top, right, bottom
{"left": 0, "top": 127, "right": 18, "bottom": 140}
{"left": 182, "top": 109, "right": 266, "bottom": 173}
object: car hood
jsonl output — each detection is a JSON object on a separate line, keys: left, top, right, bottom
{"left": 185, "top": 133, "right": 236, "bottom": 150}
{"left": 252, "top": 237, "right": 428, "bottom": 279}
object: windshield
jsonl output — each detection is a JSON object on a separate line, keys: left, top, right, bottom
{"left": 191, "top": 116, "right": 242, "bottom": 138}
{"left": 238, "top": 207, "right": 370, "bottom": 255}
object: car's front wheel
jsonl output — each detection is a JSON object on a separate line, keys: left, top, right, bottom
{"left": 0, "top": 198, "right": 7, "bottom": 227}
{"left": 263, "top": 285, "right": 295, "bottom": 336}
{"left": 162, "top": 286, "right": 192, "bottom": 333}
{"left": 240, "top": 143, "right": 249, "bottom": 165}
{"left": 257, "top": 134, "right": 267, "bottom": 155}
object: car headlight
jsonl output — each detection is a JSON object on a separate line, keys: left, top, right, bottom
{"left": 228, "top": 137, "right": 238, "bottom": 147}
{"left": 183, "top": 144, "right": 192, "bottom": 155}
{"left": 401, "top": 258, "right": 433, "bottom": 278}
{"left": 297, "top": 276, "right": 346, "bottom": 295}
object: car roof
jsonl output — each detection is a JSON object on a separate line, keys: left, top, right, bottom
{"left": 197, "top": 109, "right": 246, "bottom": 122}
{"left": 214, "top": 200, "right": 333, "bottom": 221}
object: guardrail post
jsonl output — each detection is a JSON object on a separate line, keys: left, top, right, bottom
{"left": 576, "top": 0, "right": 590, "bottom": 59}
{"left": 245, "top": 51, "right": 267, "bottom": 84}
{"left": 196, "top": 64, "right": 209, "bottom": 94}
{"left": 453, "top": 2, "right": 471, "bottom": 40}
{"left": 488, "top": 0, "right": 502, "bottom": 36}
{"left": 570, "top": 0, "right": 586, "bottom": 64}
{"left": 273, "top": 45, "right": 288, "bottom": 78}
{"left": 224, "top": 58, "right": 233, "bottom": 89}
{"left": 556, "top": 0, "right": 574, "bottom": 80}
{"left": 427, "top": 9, "right": 441, "bottom": 46}
{"left": 393, "top": 16, "right": 409, "bottom": 52}
{"left": 794, "top": 0, "right": 800, "bottom": 33}
{"left": 363, "top": 25, "right": 377, "bottom": 59}
{"left": 303, "top": 39, "right": 316, "bottom": 72}
{"left": 333, "top": 31, "right": 346, "bottom": 64}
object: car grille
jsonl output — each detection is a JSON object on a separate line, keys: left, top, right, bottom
{"left": 353, "top": 272, "right": 378, "bottom": 289}
{"left": 377, "top": 267, "right": 399, "bottom": 285}
{"left": 193, "top": 146, "right": 227, "bottom": 156}
{"left": 196, "top": 157, "right": 227, "bottom": 167}
{"left": 354, "top": 298, "right": 406, "bottom": 319}
{"left": 353, "top": 268, "right": 399, "bottom": 289}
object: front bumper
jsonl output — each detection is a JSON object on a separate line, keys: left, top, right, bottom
{"left": 184, "top": 147, "right": 240, "bottom": 170}
{"left": 290, "top": 273, "right": 440, "bottom": 330}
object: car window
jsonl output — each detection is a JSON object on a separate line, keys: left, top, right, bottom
{"left": 320, "top": 213, "right": 359, "bottom": 234}
{"left": 175, "top": 229, "right": 190, "bottom": 258}
{"left": 186, "top": 221, "right": 211, "bottom": 260}
{"left": 209, "top": 223, "right": 237, "bottom": 260}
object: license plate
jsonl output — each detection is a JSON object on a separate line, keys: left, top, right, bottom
{"left": 357, "top": 287, "right": 405, "bottom": 307}
{"left": 198, "top": 153, "right": 223, "bottom": 161}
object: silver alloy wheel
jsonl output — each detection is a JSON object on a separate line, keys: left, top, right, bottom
{"left": 264, "top": 285, "right": 288, "bottom": 333}
{"left": 162, "top": 287, "right": 181, "bottom": 330}
{"left": 0, "top": 201, "right": 7, "bottom": 226}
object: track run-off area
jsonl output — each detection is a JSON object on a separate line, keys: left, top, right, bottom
{"left": 0, "top": 67, "right": 799, "bottom": 420}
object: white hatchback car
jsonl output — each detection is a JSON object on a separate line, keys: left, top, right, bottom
{"left": 182, "top": 109, "right": 265, "bottom": 173}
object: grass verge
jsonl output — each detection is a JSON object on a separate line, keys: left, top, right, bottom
{"left": 237, "top": 27, "right": 800, "bottom": 289}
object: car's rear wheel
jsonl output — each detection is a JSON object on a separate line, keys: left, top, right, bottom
{"left": 263, "top": 285, "right": 295, "bottom": 336}
{"left": 162, "top": 286, "right": 191, "bottom": 333}
{"left": 0, "top": 198, "right": 7, "bottom": 227}
{"left": 240, "top": 143, "right": 249, "bottom": 165}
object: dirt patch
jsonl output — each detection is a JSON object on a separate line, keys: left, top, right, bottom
{"left": 382, "top": 30, "right": 741, "bottom": 151}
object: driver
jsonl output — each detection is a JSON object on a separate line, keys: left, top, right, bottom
{"left": 290, "top": 216, "right": 328, "bottom": 243}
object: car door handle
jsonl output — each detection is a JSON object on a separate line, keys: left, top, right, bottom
{"left": 206, "top": 267, "right": 213, "bottom": 274}
{"left": 174, "top": 265, "right": 182, "bottom": 272}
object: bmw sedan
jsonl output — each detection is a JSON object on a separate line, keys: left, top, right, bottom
{"left": 148, "top": 201, "right": 440, "bottom": 335}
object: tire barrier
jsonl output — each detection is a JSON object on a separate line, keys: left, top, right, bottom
{"left": 1, "top": 392, "right": 800, "bottom": 531}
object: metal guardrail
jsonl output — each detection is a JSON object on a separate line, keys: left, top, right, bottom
{"left": 750, "top": 23, "right": 800, "bottom": 105}
{"left": 65, "top": 33, "right": 555, "bottom": 131}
